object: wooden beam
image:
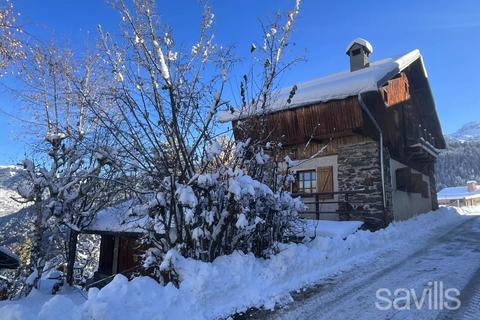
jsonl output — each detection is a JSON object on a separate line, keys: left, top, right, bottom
{"left": 112, "top": 236, "right": 120, "bottom": 274}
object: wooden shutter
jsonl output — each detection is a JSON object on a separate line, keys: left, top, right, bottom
{"left": 316, "top": 166, "right": 333, "bottom": 199}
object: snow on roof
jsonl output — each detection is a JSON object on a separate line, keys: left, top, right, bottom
{"left": 218, "top": 49, "right": 423, "bottom": 122}
{"left": 0, "top": 246, "right": 20, "bottom": 269}
{"left": 437, "top": 186, "right": 480, "bottom": 201}
{"left": 346, "top": 37, "right": 373, "bottom": 54}
{"left": 84, "top": 200, "right": 149, "bottom": 234}
{"left": 0, "top": 246, "right": 19, "bottom": 261}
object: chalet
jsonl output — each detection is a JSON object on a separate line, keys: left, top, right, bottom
{"left": 437, "top": 181, "right": 480, "bottom": 207}
{"left": 220, "top": 38, "right": 446, "bottom": 230}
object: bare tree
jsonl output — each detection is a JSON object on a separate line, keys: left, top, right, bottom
{"left": 12, "top": 45, "right": 119, "bottom": 295}
{"left": 86, "top": 0, "right": 304, "bottom": 282}
{"left": 0, "top": 0, "right": 25, "bottom": 70}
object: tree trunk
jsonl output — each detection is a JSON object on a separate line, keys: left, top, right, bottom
{"left": 25, "top": 201, "right": 45, "bottom": 294}
{"left": 66, "top": 229, "right": 78, "bottom": 286}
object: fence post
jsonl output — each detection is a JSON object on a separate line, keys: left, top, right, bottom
{"left": 315, "top": 194, "right": 319, "bottom": 220}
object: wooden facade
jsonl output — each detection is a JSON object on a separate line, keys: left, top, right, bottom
{"left": 233, "top": 96, "right": 364, "bottom": 147}
{"left": 97, "top": 235, "right": 141, "bottom": 277}
{"left": 81, "top": 231, "right": 144, "bottom": 288}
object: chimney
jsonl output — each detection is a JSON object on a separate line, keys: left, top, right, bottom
{"left": 467, "top": 180, "right": 478, "bottom": 193}
{"left": 346, "top": 38, "right": 373, "bottom": 72}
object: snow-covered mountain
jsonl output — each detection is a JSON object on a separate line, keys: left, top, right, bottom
{"left": 0, "top": 166, "right": 32, "bottom": 250}
{"left": 0, "top": 166, "right": 26, "bottom": 217}
{"left": 447, "top": 121, "right": 480, "bottom": 142}
{"left": 436, "top": 121, "right": 480, "bottom": 189}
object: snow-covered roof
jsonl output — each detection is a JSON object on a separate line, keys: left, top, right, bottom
{"left": 0, "top": 246, "right": 20, "bottom": 269}
{"left": 84, "top": 200, "right": 149, "bottom": 234}
{"left": 218, "top": 49, "right": 424, "bottom": 122}
{"left": 437, "top": 186, "right": 480, "bottom": 201}
{"left": 346, "top": 38, "right": 373, "bottom": 54}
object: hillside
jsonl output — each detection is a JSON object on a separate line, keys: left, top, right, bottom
{"left": 0, "top": 166, "right": 26, "bottom": 217}
{"left": 0, "top": 166, "right": 32, "bottom": 250}
{"left": 435, "top": 121, "right": 480, "bottom": 189}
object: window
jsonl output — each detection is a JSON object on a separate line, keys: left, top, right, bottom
{"left": 293, "top": 166, "right": 334, "bottom": 197}
{"left": 295, "top": 170, "right": 316, "bottom": 194}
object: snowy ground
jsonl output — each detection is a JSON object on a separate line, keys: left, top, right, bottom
{"left": 258, "top": 213, "right": 480, "bottom": 319}
{"left": 0, "top": 206, "right": 478, "bottom": 320}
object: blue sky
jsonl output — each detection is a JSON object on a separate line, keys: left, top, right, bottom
{"left": 0, "top": 0, "right": 479, "bottom": 164}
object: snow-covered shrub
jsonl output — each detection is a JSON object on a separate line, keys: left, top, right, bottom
{"left": 130, "top": 142, "right": 304, "bottom": 282}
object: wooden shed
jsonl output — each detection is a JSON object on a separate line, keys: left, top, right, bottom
{"left": 80, "top": 201, "right": 147, "bottom": 287}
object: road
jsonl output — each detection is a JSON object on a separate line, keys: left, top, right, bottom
{"left": 261, "top": 216, "right": 480, "bottom": 320}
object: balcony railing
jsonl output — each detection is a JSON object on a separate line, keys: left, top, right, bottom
{"left": 292, "top": 190, "right": 381, "bottom": 220}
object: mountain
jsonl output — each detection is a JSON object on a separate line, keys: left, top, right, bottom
{"left": 0, "top": 166, "right": 33, "bottom": 254}
{"left": 436, "top": 121, "right": 480, "bottom": 190}
{"left": 0, "top": 166, "right": 26, "bottom": 217}
{"left": 447, "top": 121, "right": 480, "bottom": 142}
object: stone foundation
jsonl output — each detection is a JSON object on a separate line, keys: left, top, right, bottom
{"left": 337, "top": 139, "right": 393, "bottom": 230}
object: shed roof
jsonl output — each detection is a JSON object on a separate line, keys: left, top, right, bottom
{"left": 218, "top": 50, "right": 424, "bottom": 123}
{"left": 84, "top": 200, "right": 149, "bottom": 235}
{"left": 437, "top": 186, "right": 480, "bottom": 201}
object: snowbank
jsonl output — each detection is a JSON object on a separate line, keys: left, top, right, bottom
{"left": 0, "top": 207, "right": 475, "bottom": 320}
{"left": 296, "top": 219, "right": 363, "bottom": 238}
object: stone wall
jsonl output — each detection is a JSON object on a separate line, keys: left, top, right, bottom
{"left": 337, "top": 139, "right": 393, "bottom": 230}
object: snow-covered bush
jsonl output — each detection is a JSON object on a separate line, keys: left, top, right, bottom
{"left": 133, "top": 143, "right": 305, "bottom": 280}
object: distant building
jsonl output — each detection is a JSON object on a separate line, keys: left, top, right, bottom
{"left": 0, "top": 246, "right": 19, "bottom": 270}
{"left": 220, "top": 38, "right": 445, "bottom": 230}
{"left": 438, "top": 181, "right": 480, "bottom": 206}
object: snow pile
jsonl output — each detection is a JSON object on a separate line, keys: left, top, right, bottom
{"left": 295, "top": 219, "right": 363, "bottom": 238}
{"left": 0, "top": 207, "right": 474, "bottom": 320}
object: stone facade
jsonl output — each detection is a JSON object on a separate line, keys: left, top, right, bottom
{"left": 337, "top": 139, "right": 393, "bottom": 230}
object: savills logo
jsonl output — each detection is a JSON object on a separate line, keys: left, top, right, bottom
{"left": 375, "top": 281, "right": 461, "bottom": 310}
